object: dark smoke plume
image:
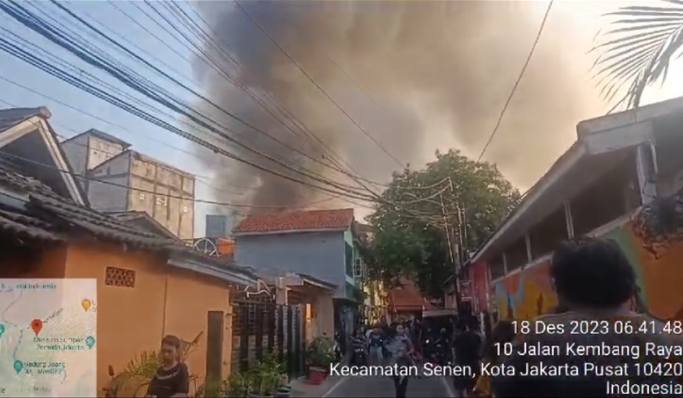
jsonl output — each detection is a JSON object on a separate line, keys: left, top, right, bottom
{"left": 191, "top": 1, "right": 602, "bottom": 213}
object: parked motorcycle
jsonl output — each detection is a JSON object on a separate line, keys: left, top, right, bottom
{"left": 425, "top": 339, "right": 451, "bottom": 365}
{"left": 353, "top": 346, "right": 368, "bottom": 366}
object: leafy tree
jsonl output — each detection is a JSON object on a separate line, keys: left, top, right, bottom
{"left": 362, "top": 149, "right": 520, "bottom": 299}
{"left": 593, "top": 0, "right": 683, "bottom": 109}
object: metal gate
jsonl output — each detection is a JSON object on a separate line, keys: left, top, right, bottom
{"left": 231, "top": 297, "right": 306, "bottom": 380}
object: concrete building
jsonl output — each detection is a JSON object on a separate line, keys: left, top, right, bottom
{"left": 61, "top": 129, "right": 195, "bottom": 239}
{"left": 468, "top": 96, "right": 683, "bottom": 322}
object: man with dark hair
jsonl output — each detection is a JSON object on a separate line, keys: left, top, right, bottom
{"left": 492, "top": 238, "right": 682, "bottom": 397}
{"left": 452, "top": 317, "right": 483, "bottom": 397}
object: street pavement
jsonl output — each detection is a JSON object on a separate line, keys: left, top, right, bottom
{"left": 324, "top": 374, "right": 456, "bottom": 398}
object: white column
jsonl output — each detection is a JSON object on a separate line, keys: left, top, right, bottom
{"left": 564, "top": 201, "right": 575, "bottom": 238}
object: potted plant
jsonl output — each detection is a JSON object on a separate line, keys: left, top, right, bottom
{"left": 194, "top": 379, "right": 228, "bottom": 398}
{"left": 305, "top": 336, "right": 335, "bottom": 385}
{"left": 226, "top": 371, "right": 250, "bottom": 398}
{"left": 248, "top": 356, "right": 287, "bottom": 398}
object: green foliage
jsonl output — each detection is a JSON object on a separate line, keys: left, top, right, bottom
{"left": 593, "top": 1, "right": 683, "bottom": 109}
{"left": 305, "top": 335, "right": 336, "bottom": 368}
{"left": 194, "top": 379, "right": 230, "bottom": 398}
{"left": 226, "top": 355, "right": 287, "bottom": 397}
{"left": 364, "top": 149, "right": 520, "bottom": 298}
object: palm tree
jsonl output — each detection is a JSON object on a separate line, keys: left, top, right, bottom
{"left": 593, "top": 0, "right": 683, "bottom": 110}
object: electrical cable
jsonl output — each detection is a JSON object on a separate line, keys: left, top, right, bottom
{"left": 476, "top": 0, "right": 554, "bottom": 162}
{"left": 153, "top": 0, "right": 388, "bottom": 190}
{"left": 0, "top": 2, "right": 471, "bottom": 222}
{"left": 0, "top": 145, "right": 366, "bottom": 210}
{"left": 232, "top": 0, "right": 405, "bottom": 169}
{"left": 0, "top": 2, "right": 379, "bottom": 202}
{"left": 20, "top": 0, "right": 374, "bottom": 196}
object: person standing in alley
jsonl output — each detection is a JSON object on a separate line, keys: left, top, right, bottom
{"left": 145, "top": 335, "right": 189, "bottom": 398}
{"left": 492, "top": 238, "right": 683, "bottom": 397}
{"left": 386, "top": 323, "right": 415, "bottom": 398}
{"left": 473, "top": 320, "right": 516, "bottom": 397}
{"left": 452, "top": 318, "right": 483, "bottom": 397}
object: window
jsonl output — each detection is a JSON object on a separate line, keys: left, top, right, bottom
{"left": 105, "top": 267, "right": 136, "bottom": 288}
{"left": 138, "top": 192, "right": 146, "bottom": 200}
{"left": 345, "top": 243, "right": 353, "bottom": 277}
{"left": 156, "top": 196, "right": 168, "bottom": 206}
{"left": 182, "top": 206, "right": 189, "bottom": 213}
{"left": 353, "top": 258, "right": 363, "bottom": 278}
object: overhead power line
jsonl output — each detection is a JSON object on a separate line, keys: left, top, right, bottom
{"left": 0, "top": 149, "right": 365, "bottom": 210}
{"left": 0, "top": 1, "right": 380, "bottom": 203}
{"left": 233, "top": 0, "right": 405, "bottom": 169}
{"left": 133, "top": 0, "right": 388, "bottom": 191}
{"left": 477, "top": 0, "right": 554, "bottom": 162}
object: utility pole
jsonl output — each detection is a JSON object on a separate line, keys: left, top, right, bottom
{"left": 444, "top": 177, "right": 464, "bottom": 313}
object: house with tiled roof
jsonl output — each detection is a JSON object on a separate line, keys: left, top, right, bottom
{"left": 233, "top": 208, "right": 365, "bottom": 338}
{"left": 0, "top": 107, "right": 257, "bottom": 392}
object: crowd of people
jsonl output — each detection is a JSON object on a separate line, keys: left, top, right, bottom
{"left": 344, "top": 237, "right": 683, "bottom": 398}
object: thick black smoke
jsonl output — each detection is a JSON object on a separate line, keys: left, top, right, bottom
{"left": 191, "top": 1, "right": 602, "bottom": 213}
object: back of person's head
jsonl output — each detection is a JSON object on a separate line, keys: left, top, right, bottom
{"left": 456, "top": 319, "right": 467, "bottom": 332}
{"left": 491, "top": 320, "right": 516, "bottom": 345}
{"left": 468, "top": 316, "right": 480, "bottom": 330}
{"left": 551, "top": 237, "right": 636, "bottom": 310}
{"left": 487, "top": 320, "right": 516, "bottom": 362}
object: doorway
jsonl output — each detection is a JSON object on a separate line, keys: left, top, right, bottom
{"left": 206, "top": 311, "right": 224, "bottom": 384}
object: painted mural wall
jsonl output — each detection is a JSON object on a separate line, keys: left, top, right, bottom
{"left": 493, "top": 221, "right": 683, "bottom": 321}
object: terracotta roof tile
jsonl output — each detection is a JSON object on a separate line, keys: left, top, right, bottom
{"left": 388, "top": 279, "right": 430, "bottom": 312}
{"left": 234, "top": 208, "right": 354, "bottom": 234}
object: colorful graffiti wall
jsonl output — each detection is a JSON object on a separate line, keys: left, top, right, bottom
{"left": 493, "top": 221, "right": 683, "bottom": 321}
{"left": 494, "top": 260, "right": 558, "bottom": 320}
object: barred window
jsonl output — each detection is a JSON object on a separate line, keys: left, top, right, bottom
{"left": 105, "top": 266, "right": 136, "bottom": 288}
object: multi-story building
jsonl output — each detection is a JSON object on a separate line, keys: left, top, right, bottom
{"left": 61, "top": 129, "right": 195, "bottom": 239}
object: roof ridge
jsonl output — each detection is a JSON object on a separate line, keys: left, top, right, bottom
{"left": 234, "top": 208, "right": 354, "bottom": 234}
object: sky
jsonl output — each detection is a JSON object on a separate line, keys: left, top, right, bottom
{"left": 1, "top": 0, "right": 682, "bottom": 237}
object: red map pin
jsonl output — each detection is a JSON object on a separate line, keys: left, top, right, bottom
{"left": 31, "top": 319, "right": 43, "bottom": 337}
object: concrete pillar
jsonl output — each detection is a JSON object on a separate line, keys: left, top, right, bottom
{"left": 275, "top": 277, "right": 288, "bottom": 305}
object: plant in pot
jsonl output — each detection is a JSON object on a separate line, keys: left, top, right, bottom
{"left": 305, "top": 336, "right": 335, "bottom": 385}
{"left": 226, "top": 371, "right": 250, "bottom": 398}
{"left": 248, "top": 356, "right": 287, "bottom": 398}
{"left": 194, "top": 379, "right": 229, "bottom": 398}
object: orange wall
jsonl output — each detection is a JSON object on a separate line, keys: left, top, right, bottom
{"left": 63, "top": 242, "right": 233, "bottom": 392}
{"left": 0, "top": 244, "right": 67, "bottom": 278}
{"left": 164, "top": 268, "right": 233, "bottom": 379}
